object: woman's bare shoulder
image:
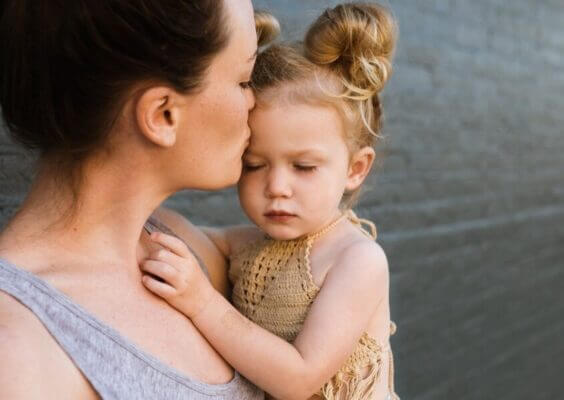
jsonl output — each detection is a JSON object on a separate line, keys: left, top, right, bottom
{"left": 0, "top": 293, "right": 64, "bottom": 396}
{"left": 0, "top": 291, "right": 47, "bottom": 349}
{"left": 0, "top": 292, "right": 99, "bottom": 398}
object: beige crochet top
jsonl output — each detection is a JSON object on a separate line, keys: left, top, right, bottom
{"left": 229, "top": 211, "right": 399, "bottom": 400}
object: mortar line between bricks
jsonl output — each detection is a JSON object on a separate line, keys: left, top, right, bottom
{"left": 382, "top": 204, "right": 564, "bottom": 242}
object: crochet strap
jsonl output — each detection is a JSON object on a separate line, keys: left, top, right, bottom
{"left": 306, "top": 210, "right": 378, "bottom": 243}
{"left": 307, "top": 213, "right": 348, "bottom": 241}
{"left": 345, "top": 209, "right": 377, "bottom": 239}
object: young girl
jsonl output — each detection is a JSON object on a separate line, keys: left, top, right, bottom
{"left": 141, "top": 3, "right": 399, "bottom": 399}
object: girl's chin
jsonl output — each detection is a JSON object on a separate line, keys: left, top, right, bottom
{"left": 260, "top": 226, "right": 304, "bottom": 241}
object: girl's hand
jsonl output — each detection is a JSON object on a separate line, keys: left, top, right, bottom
{"left": 140, "top": 232, "right": 215, "bottom": 319}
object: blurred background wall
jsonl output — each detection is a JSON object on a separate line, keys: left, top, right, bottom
{"left": 1, "top": 0, "right": 563, "bottom": 399}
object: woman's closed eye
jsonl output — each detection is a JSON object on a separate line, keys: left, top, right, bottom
{"left": 239, "top": 80, "right": 252, "bottom": 90}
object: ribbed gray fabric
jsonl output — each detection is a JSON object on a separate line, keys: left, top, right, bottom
{"left": 0, "top": 259, "right": 263, "bottom": 399}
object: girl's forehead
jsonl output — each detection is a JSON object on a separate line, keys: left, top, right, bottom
{"left": 245, "top": 144, "right": 330, "bottom": 160}
{"left": 248, "top": 102, "right": 348, "bottom": 156}
{"left": 250, "top": 101, "right": 343, "bottom": 132}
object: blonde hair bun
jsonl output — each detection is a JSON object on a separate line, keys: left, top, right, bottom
{"left": 305, "top": 2, "right": 397, "bottom": 99}
{"left": 255, "top": 11, "right": 281, "bottom": 48}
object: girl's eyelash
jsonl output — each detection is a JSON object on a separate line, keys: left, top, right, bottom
{"left": 242, "top": 163, "right": 316, "bottom": 172}
{"left": 243, "top": 164, "right": 262, "bottom": 171}
{"left": 240, "top": 81, "right": 252, "bottom": 89}
{"left": 294, "top": 165, "right": 316, "bottom": 172}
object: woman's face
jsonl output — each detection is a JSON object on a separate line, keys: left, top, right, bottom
{"left": 175, "top": 0, "right": 257, "bottom": 190}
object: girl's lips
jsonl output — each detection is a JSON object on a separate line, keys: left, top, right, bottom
{"left": 264, "top": 211, "right": 295, "bottom": 217}
{"left": 265, "top": 215, "right": 296, "bottom": 223}
{"left": 264, "top": 211, "right": 297, "bottom": 222}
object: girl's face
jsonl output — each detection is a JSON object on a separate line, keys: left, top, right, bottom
{"left": 175, "top": 0, "right": 257, "bottom": 190}
{"left": 238, "top": 101, "right": 353, "bottom": 240}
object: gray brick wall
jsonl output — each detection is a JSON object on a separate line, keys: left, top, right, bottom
{"left": 1, "top": 1, "right": 563, "bottom": 399}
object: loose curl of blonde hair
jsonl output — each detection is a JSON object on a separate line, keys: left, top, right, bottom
{"left": 252, "top": 3, "right": 397, "bottom": 207}
{"left": 254, "top": 10, "right": 280, "bottom": 48}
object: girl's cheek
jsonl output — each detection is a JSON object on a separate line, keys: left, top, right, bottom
{"left": 238, "top": 179, "right": 254, "bottom": 199}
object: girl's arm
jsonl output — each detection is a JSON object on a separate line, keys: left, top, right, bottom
{"left": 141, "top": 232, "right": 389, "bottom": 400}
{"left": 199, "top": 225, "right": 264, "bottom": 259}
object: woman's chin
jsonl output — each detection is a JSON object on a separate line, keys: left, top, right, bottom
{"left": 189, "top": 167, "right": 242, "bottom": 191}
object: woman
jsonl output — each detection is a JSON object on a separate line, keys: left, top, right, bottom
{"left": 0, "top": 0, "right": 264, "bottom": 398}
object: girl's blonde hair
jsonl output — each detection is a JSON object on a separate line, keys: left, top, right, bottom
{"left": 252, "top": 3, "right": 397, "bottom": 206}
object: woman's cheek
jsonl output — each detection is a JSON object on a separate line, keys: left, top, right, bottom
{"left": 236, "top": 91, "right": 250, "bottom": 128}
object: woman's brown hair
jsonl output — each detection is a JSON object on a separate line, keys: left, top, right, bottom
{"left": 0, "top": 0, "right": 229, "bottom": 161}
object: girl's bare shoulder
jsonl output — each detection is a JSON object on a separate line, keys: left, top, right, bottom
{"left": 325, "top": 230, "right": 389, "bottom": 298}
{"left": 224, "top": 225, "right": 266, "bottom": 255}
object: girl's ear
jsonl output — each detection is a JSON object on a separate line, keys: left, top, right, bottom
{"left": 135, "top": 87, "right": 181, "bottom": 148}
{"left": 345, "top": 146, "right": 376, "bottom": 191}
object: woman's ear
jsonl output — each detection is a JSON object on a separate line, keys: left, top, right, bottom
{"left": 135, "top": 87, "right": 180, "bottom": 148}
{"left": 345, "top": 146, "right": 376, "bottom": 191}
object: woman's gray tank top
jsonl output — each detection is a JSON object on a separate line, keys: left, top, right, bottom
{"left": 0, "top": 224, "right": 263, "bottom": 400}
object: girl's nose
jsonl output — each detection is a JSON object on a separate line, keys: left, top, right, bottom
{"left": 265, "top": 168, "right": 292, "bottom": 198}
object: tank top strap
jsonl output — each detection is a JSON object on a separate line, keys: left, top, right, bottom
{"left": 345, "top": 209, "right": 378, "bottom": 240}
{"left": 145, "top": 216, "right": 179, "bottom": 237}
{"left": 0, "top": 258, "right": 262, "bottom": 399}
{"left": 144, "top": 215, "right": 210, "bottom": 280}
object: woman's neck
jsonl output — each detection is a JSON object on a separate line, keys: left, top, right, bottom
{"left": 0, "top": 155, "right": 172, "bottom": 271}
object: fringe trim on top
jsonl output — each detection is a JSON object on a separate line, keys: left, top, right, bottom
{"left": 320, "top": 356, "right": 383, "bottom": 400}
{"left": 319, "top": 326, "right": 399, "bottom": 400}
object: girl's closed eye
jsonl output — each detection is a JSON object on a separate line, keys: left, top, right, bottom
{"left": 243, "top": 162, "right": 264, "bottom": 171}
{"left": 293, "top": 164, "right": 317, "bottom": 172}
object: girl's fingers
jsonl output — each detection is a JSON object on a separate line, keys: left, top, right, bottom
{"left": 141, "top": 260, "right": 181, "bottom": 288}
{"left": 147, "top": 247, "right": 201, "bottom": 279}
{"left": 142, "top": 275, "right": 177, "bottom": 299}
{"left": 150, "top": 232, "right": 192, "bottom": 259}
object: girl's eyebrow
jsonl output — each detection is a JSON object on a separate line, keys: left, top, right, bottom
{"left": 244, "top": 149, "right": 327, "bottom": 160}
{"left": 287, "top": 150, "right": 327, "bottom": 160}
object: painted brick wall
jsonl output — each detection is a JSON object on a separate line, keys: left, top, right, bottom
{"left": 1, "top": 1, "right": 563, "bottom": 399}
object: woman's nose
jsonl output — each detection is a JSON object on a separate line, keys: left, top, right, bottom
{"left": 247, "top": 88, "right": 256, "bottom": 111}
{"left": 265, "top": 168, "right": 292, "bottom": 198}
